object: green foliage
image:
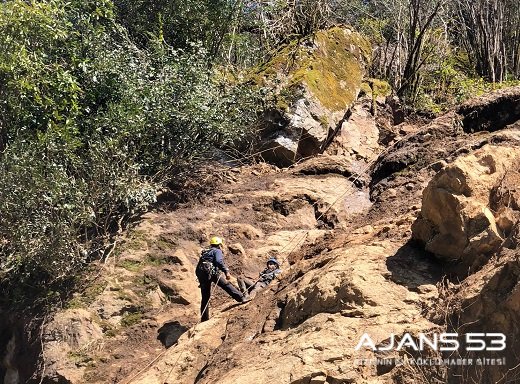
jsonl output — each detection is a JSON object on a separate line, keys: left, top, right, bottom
{"left": 86, "top": 40, "right": 261, "bottom": 175}
{"left": 120, "top": 311, "right": 143, "bottom": 327}
{"left": 357, "top": 17, "right": 389, "bottom": 46}
{"left": 118, "top": 259, "right": 143, "bottom": 272}
{"left": 452, "top": 78, "right": 520, "bottom": 103}
{"left": 113, "top": 0, "right": 239, "bottom": 57}
{"left": 0, "top": 0, "right": 263, "bottom": 309}
{"left": 67, "top": 350, "right": 94, "bottom": 365}
{"left": 0, "top": 0, "right": 114, "bottom": 143}
{"left": 5, "top": 0, "right": 519, "bottom": 312}
{"left": 411, "top": 38, "right": 520, "bottom": 113}
{"left": 101, "top": 321, "right": 118, "bottom": 337}
{"left": 65, "top": 281, "right": 107, "bottom": 309}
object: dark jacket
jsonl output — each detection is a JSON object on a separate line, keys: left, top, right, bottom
{"left": 259, "top": 267, "right": 281, "bottom": 284}
{"left": 199, "top": 247, "right": 229, "bottom": 274}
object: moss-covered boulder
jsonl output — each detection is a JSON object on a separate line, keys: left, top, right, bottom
{"left": 254, "top": 26, "right": 371, "bottom": 166}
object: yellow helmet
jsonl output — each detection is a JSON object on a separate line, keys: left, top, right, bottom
{"left": 209, "top": 236, "right": 224, "bottom": 246}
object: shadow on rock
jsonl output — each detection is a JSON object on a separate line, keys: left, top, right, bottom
{"left": 157, "top": 321, "right": 189, "bottom": 348}
{"left": 385, "top": 240, "right": 443, "bottom": 290}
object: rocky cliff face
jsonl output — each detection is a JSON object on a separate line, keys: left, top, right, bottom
{"left": 253, "top": 26, "right": 374, "bottom": 166}
{"left": 2, "top": 78, "right": 520, "bottom": 384}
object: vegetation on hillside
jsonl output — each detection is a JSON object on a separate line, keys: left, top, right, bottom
{"left": 0, "top": 0, "right": 262, "bottom": 307}
{"left": 1, "top": 0, "right": 520, "bottom": 308}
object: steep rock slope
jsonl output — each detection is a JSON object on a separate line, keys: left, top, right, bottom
{"left": 3, "top": 87, "right": 520, "bottom": 384}
{"left": 126, "top": 87, "right": 520, "bottom": 384}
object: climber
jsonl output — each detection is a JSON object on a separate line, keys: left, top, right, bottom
{"left": 195, "top": 236, "right": 250, "bottom": 322}
{"left": 238, "top": 257, "right": 282, "bottom": 299}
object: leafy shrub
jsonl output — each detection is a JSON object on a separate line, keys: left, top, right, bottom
{"left": 0, "top": 0, "right": 263, "bottom": 308}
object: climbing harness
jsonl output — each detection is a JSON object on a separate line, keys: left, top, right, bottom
{"left": 197, "top": 260, "right": 217, "bottom": 279}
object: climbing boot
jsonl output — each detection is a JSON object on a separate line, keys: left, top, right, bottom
{"left": 240, "top": 294, "right": 252, "bottom": 303}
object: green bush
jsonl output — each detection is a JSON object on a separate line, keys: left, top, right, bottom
{"left": 0, "top": 0, "right": 263, "bottom": 308}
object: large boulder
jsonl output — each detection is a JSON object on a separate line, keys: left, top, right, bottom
{"left": 254, "top": 27, "right": 371, "bottom": 166}
{"left": 412, "top": 145, "right": 520, "bottom": 266}
{"left": 324, "top": 101, "right": 382, "bottom": 162}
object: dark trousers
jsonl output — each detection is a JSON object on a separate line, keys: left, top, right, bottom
{"left": 238, "top": 277, "right": 268, "bottom": 298}
{"left": 196, "top": 269, "right": 243, "bottom": 322}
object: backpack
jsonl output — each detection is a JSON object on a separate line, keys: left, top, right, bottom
{"left": 198, "top": 249, "right": 217, "bottom": 277}
{"left": 200, "top": 248, "right": 215, "bottom": 262}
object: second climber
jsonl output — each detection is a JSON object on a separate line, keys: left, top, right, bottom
{"left": 238, "top": 257, "right": 282, "bottom": 299}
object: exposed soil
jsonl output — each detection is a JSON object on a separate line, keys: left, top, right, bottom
{"left": 4, "top": 87, "right": 520, "bottom": 384}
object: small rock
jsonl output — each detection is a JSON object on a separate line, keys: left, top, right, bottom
{"left": 417, "top": 284, "right": 437, "bottom": 294}
{"left": 496, "top": 207, "right": 517, "bottom": 234}
{"left": 262, "top": 320, "right": 277, "bottom": 333}
{"left": 429, "top": 160, "right": 447, "bottom": 172}
{"left": 228, "top": 243, "right": 246, "bottom": 256}
{"left": 341, "top": 309, "right": 364, "bottom": 318}
{"left": 310, "top": 375, "right": 327, "bottom": 384}
{"left": 387, "top": 188, "right": 397, "bottom": 198}
{"left": 363, "top": 225, "right": 374, "bottom": 234}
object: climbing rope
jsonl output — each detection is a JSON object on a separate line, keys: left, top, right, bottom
{"left": 120, "top": 140, "right": 399, "bottom": 384}
{"left": 229, "top": 143, "right": 398, "bottom": 304}
{"left": 119, "top": 273, "right": 223, "bottom": 384}
{"left": 275, "top": 145, "right": 394, "bottom": 268}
